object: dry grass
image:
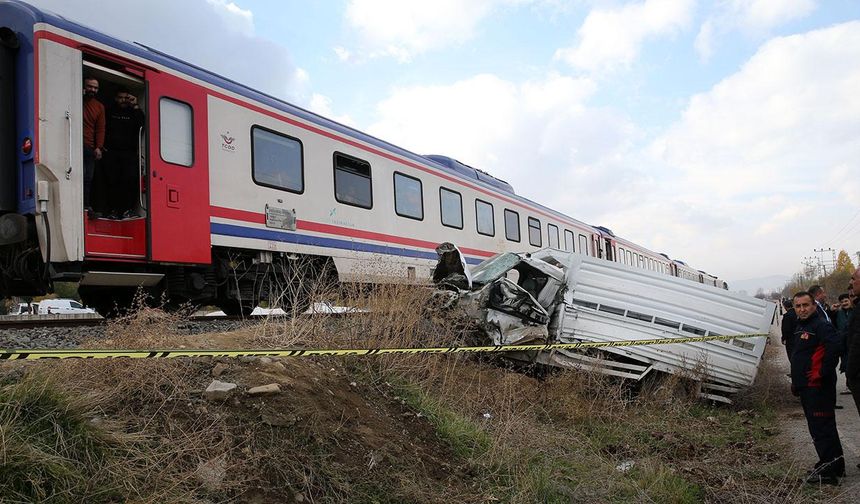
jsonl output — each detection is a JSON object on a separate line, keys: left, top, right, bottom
{"left": 0, "top": 281, "right": 841, "bottom": 503}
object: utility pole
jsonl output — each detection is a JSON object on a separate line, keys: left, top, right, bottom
{"left": 802, "top": 256, "right": 817, "bottom": 279}
{"left": 814, "top": 247, "right": 835, "bottom": 276}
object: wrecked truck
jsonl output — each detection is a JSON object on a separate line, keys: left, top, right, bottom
{"left": 434, "top": 244, "right": 775, "bottom": 402}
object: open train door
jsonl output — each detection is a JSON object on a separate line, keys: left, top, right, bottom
{"left": 146, "top": 70, "right": 210, "bottom": 264}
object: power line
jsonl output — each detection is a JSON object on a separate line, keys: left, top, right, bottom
{"left": 826, "top": 209, "right": 860, "bottom": 246}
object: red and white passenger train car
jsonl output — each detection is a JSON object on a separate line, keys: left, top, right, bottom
{"left": 0, "top": 1, "right": 726, "bottom": 315}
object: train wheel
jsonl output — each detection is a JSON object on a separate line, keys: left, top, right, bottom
{"left": 218, "top": 299, "right": 255, "bottom": 317}
{"left": 79, "top": 286, "right": 137, "bottom": 318}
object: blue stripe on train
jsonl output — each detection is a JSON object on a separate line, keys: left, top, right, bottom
{"left": 210, "top": 223, "right": 485, "bottom": 265}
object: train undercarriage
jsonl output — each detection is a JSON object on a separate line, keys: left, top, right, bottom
{"left": 0, "top": 216, "right": 336, "bottom": 316}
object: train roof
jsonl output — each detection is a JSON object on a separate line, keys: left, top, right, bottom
{"left": 6, "top": 2, "right": 554, "bottom": 207}
{"left": 423, "top": 155, "right": 514, "bottom": 194}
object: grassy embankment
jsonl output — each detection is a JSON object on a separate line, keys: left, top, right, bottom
{"left": 0, "top": 280, "right": 837, "bottom": 503}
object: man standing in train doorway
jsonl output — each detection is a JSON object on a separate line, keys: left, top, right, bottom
{"left": 103, "top": 88, "right": 144, "bottom": 219}
{"left": 791, "top": 291, "right": 845, "bottom": 484}
{"left": 82, "top": 76, "right": 105, "bottom": 214}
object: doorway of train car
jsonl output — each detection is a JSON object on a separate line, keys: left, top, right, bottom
{"left": 81, "top": 57, "right": 148, "bottom": 260}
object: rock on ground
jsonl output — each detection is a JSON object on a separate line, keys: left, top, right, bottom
{"left": 204, "top": 380, "right": 237, "bottom": 401}
{"left": 247, "top": 383, "right": 281, "bottom": 395}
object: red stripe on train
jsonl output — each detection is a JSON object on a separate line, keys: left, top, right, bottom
{"left": 210, "top": 205, "right": 495, "bottom": 258}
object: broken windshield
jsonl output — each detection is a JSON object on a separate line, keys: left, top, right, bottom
{"left": 470, "top": 253, "right": 522, "bottom": 286}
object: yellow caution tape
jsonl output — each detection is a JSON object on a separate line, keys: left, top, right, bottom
{"left": 0, "top": 333, "right": 767, "bottom": 360}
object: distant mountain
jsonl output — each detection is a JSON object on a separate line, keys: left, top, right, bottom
{"left": 728, "top": 275, "right": 790, "bottom": 295}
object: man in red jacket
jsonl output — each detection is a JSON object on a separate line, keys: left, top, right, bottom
{"left": 82, "top": 76, "right": 105, "bottom": 213}
{"left": 791, "top": 291, "right": 844, "bottom": 484}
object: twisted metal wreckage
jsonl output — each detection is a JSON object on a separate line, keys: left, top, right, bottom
{"left": 433, "top": 243, "right": 776, "bottom": 402}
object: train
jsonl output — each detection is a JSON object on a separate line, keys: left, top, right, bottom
{"left": 0, "top": 0, "right": 727, "bottom": 316}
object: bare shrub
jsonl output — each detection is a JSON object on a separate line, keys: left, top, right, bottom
{"left": 735, "top": 333, "right": 793, "bottom": 410}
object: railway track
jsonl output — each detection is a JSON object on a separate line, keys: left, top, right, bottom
{"left": 0, "top": 306, "right": 364, "bottom": 329}
{"left": 0, "top": 306, "right": 366, "bottom": 351}
{"left": 0, "top": 315, "right": 105, "bottom": 329}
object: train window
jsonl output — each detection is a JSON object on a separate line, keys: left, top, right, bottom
{"left": 528, "top": 217, "right": 541, "bottom": 247}
{"left": 159, "top": 98, "right": 193, "bottom": 166}
{"left": 476, "top": 199, "right": 494, "bottom": 236}
{"left": 504, "top": 209, "right": 520, "bottom": 242}
{"left": 564, "top": 230, "right": 575, "bottom": 252}
{"left": 394, "top": 172, "right": 423, "bottom": 220}
{"left": 440, "top": 188, "right": 463, "bottom": 229}
{"left": 578, "top": 234, "right": 588, "bottom": 255}
{"left": 548, "top": 224, "right": 559, "bottom": 249}
{"left": 252, "top": 126, "right": 303, "bottom": 193}
{"left": 619, "top": 247, "right": 625, "bottom": 264}
{"left": 334, "top": 152, "right": 372, "bottom": 208}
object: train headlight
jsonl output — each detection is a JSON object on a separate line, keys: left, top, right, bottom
{"left": 21, "top": 137, "right": 32, "bottom": 155}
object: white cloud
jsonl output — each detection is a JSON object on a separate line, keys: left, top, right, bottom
{"left": 639, "top": 21, "right": 860, "bottom": 277}
{"left": 366, "top": 72, "right": 643, "bottom": 224}
{"left": 308, "top": 93, "right": 356, "bottom": 127}
{"left": 554, "top": 0, "right": 694, "bottom": 73}
{"left": 205, "top": 0, "right": 255, "bottom": 36}
{"left": 734, "top": 0, "right": 817, "bottom": 31}
{"left": 755, "top": 204, "right": 813, "bottom": 235}
{"left": 343, "top": 0, "right": 525, "bottom": 62}
{"left": 30, "top": 0, "right": 303, "bottom": 100}
{"left": 333, "top": 46, "right": 352, "bottom": 62}
{"left": 694, "top": 19, "right": 715, "bottom": 61}
{"left": 694, "top": 0, "right": 817, "bottom": 60}
{"left": 653, "top": 21, "right": 860, "bottom": 198}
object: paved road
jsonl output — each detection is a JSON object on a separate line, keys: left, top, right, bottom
{"left": 772, "top": 323, "right": 859, "bottom": 500}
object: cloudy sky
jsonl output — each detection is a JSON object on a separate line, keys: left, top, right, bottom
{"left": 32, "top": 0, "right": 860, "bottom": 284}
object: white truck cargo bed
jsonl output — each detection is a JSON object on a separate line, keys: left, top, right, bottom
{"left": 530, "top": 249, "right": 774, "bottom": 401}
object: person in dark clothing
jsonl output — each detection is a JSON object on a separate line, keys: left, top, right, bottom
{"left": 808, "top": 285, "right": 833, "bottom": 324}
{"left": 791, "top": 291, "right": 845, "bottom": 484}
{"left": 82, "top": 77, "right": 105, "bottom": 213}
{"left": 103, "top": 88, "right": 144, "bottom": 218}
{"left": 781, "top": 302, "right": 798, "bottom": 361}
{"left": 835, "top": 294, "right": 853, "bottom": 333}
{"left": 844, "top": 271, "right": 860, "bottom": 459}
{"left": 835, "top": 293, "right": 853, "bottom": 374}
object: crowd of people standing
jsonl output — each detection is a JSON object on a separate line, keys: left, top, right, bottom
{"left": 780, "top": 269, "right": 860, "bottom": 485}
